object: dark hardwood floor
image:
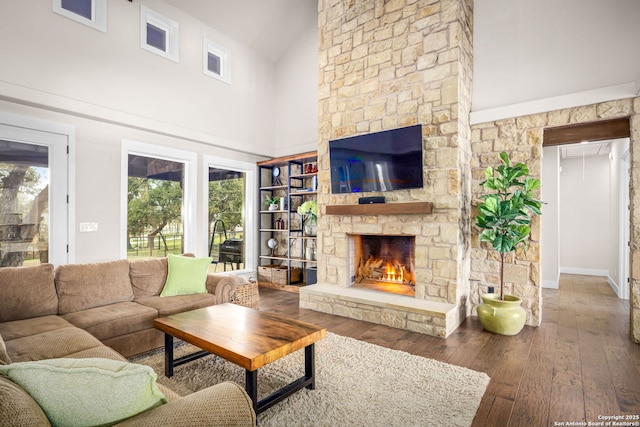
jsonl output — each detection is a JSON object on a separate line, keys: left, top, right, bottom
{"left": 257, "top": 274, "right": 640, "bottom": 426}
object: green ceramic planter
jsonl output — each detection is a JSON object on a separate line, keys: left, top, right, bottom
{"left": 477, "top": 293, "right": 526, "bottom": 336}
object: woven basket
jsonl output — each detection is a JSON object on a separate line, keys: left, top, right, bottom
{"left": 232, "top": 281, "right": 259, "bottom": 310}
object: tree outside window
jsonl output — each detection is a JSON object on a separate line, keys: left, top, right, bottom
{"left": 0, "top": 141, "right": 49, "bottom": 267}
{"left": 127, "top": 155, "right": 184, "bottom": 259}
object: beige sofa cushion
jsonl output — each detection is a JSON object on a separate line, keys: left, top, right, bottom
{"left": 55, "top": 259, "right": 134, "bottom": 315}
{"left": 0, "top": 264, "right": 56, "bottom": 322}
{"left": 136, "top": 293, "right": 217, "bottom": 316}
{"left": 62, "top": 301, "right": 158, "bottom": 341}
{"left": 129, "top": 257, "right": 168, "bottom": 299}
{"left": 0, "top": 315, "right": 74, "bottom": 342}
{"left": 0, "top": 375, "right": 51, "bottom": 427}
{"left": 114, "top": 381, "right": 256, "bottom": 427}
{"left": 6, "top": 327, "right": 105, "bottom": 363}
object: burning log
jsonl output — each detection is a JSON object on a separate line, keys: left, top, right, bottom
{"left": 356, "top": 256, "right": 383, "bottom": 282}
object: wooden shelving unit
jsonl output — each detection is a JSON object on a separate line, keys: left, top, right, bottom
{"left": 257, "top": 151, "right": 317, "bottom": 290}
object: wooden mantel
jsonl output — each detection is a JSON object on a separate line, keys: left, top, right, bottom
{"left": 325, "top": 202, "right": 433, "bottom": 216}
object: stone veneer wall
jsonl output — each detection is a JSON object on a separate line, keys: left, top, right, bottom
{"left": 316, "top": 0, "right": 474, "bottom": 321}
{"left": 469, "top": 98, "right": 640, "bottom": 341}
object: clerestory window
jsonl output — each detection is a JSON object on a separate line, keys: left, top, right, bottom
{"left": 53, "top": 0, "right": 107, "bottom": 32}
{"left": 140, "top": 6, "right": 179, "bottom": 62}
{"left": 203, "top": 38, "right": 231, "bottom": 84}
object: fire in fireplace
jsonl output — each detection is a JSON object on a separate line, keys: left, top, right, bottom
{"left": 351, "top": 234, "right": 416, "bottom": 297}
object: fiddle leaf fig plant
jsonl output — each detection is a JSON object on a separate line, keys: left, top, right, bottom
{"left": 475, "top": 152, "right": 542, "bottom": 300}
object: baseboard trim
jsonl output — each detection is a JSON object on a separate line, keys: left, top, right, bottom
{"left": 559, "top": 267, "right": 609, "bottom": 277}
{"left": 542, "top": 280, "right": 559, "bottom": 289}
{"left": 607, "top": 276, "right": 621, "bottom": 294}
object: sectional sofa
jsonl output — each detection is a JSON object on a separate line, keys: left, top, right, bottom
{"left": 0, "top": 258, "right": 257, "bottom": 426}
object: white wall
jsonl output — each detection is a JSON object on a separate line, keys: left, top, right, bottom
{"left": 472, "top": 0, "right": 640, "bottom": 123}
{"left": 559, "top": 154, "right": 610, "bottom": 274}
{"left": 0, "top": 0, "right": 277, "bottom": 157}
{"left": 274, "top": 23, "right": 319, "bottom": 156}
{"left": 541, "top": 146, "right": 560, "bottom": 288}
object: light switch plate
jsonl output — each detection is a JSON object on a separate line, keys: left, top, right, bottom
{"left": 79, "top": 222, "right": 98, "bottom": 232}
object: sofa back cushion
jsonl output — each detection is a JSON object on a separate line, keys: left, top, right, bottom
{"left": 0, "top": 264, "right": 57, "bottom": 322}
{"left": 129, "top": 257, "right": 168, "bottom": 299}
{"left": 55, "top": 260, "right": 134, "bottom": 315}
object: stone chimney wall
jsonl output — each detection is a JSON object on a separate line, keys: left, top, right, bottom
{"left": 317, "top": 0, "right": 473, "bottom": 308}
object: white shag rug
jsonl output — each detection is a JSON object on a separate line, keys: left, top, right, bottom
{"left": 132, "top": 333, "right": 490, "bottom": 427}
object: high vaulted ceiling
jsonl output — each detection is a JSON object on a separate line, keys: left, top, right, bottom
{"left": 165, "top": 0, "right": 640, "bottom": 114}
{"left": 163, "top": 0, "right": 317, "bottom": 63}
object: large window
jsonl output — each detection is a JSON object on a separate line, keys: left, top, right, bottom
{"left": 204, "top": 157, "right": 256, "bottom": 273}
{"left": 207, "top": 167, "right": 245, "bottom": 271}
{"left": 127, "top": 155, "right": 184, "bottom": 258}
{"left": 122, "top": 141, "right": 196, "bottom": 259}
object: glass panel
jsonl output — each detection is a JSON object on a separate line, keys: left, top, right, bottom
{"left": 207, "top": 52, "right": 221, "bottom": 76}
{"left": 0, "top": 140, "right": 49, "bottom": 267}
{"left": 146, "top": 23, "right": 167, "bottom": 52}
{"left": 127, "top": 154, "right": 184, "bottom": 259}
{"left": 208, "top": 167, "right": 245, "bottom": 271}
{"left": 61, "top": 0, "right": 92, "bottom": 20}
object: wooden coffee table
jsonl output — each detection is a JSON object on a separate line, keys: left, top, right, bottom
{"left": 153, "top": 303, "right": 326, "bottom": 415}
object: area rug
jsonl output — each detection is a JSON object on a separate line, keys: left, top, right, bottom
{"left": 131, "top": 333, "right": 490, "bottom": 427}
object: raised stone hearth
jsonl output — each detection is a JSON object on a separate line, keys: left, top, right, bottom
{"left": 300, "top": 284, "right": 458, "bottom": 337}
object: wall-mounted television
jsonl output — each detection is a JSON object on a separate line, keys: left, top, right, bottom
{"left": 329, "top": 124, "right": 423, "bottom": 194}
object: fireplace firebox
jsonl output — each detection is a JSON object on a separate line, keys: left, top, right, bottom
{"left": 350, "top": 234, "right": 416, "bottom": 297}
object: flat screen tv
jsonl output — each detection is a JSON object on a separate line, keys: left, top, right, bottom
{"left": 329, "top": 124, "right": 423, "bottom": 194}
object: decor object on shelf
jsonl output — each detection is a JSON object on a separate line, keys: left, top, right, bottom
{"left": 305, "top": 239, "right": 316, "bottom": 261}
{"left": 265, "top": 195, "right": 279, "bottom": 211}
{"left": 474, "top": 151, "right": 542, "bottom": 336}
{"left": 267, "top": 238, "right": 278, "bottom": 256}
{"left": 297, "top": 200, "right": 317, "bottom": 237}
{"left": 279, "top": 196, "right": 289, "bottom": 211}
{"left": 271, "top": 166, "right": 282, "bottom": 185}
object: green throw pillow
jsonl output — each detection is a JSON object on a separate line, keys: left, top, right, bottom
{"left": 160, "top": 253, "right": 212, "bottom": 297}
{"left": 0, "top": 358, "right": 167, "bottom": 427}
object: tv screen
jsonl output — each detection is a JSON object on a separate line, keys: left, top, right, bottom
{"left": 329, "top": 124, "right": 423, "bottom": 194}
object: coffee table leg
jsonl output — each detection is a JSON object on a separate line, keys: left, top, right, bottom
{"left": 164, "top": 333, "right": 174, "bottom": 378}
{"left": 305, "top": 343, "right": 316, "bottom": 390}
{"left": 245, "top": 369, "right": 258, "bottom": 415}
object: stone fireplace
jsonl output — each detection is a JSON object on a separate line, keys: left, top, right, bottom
{"left": 300, "top": 0, "right": 474, "bottom": 338}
